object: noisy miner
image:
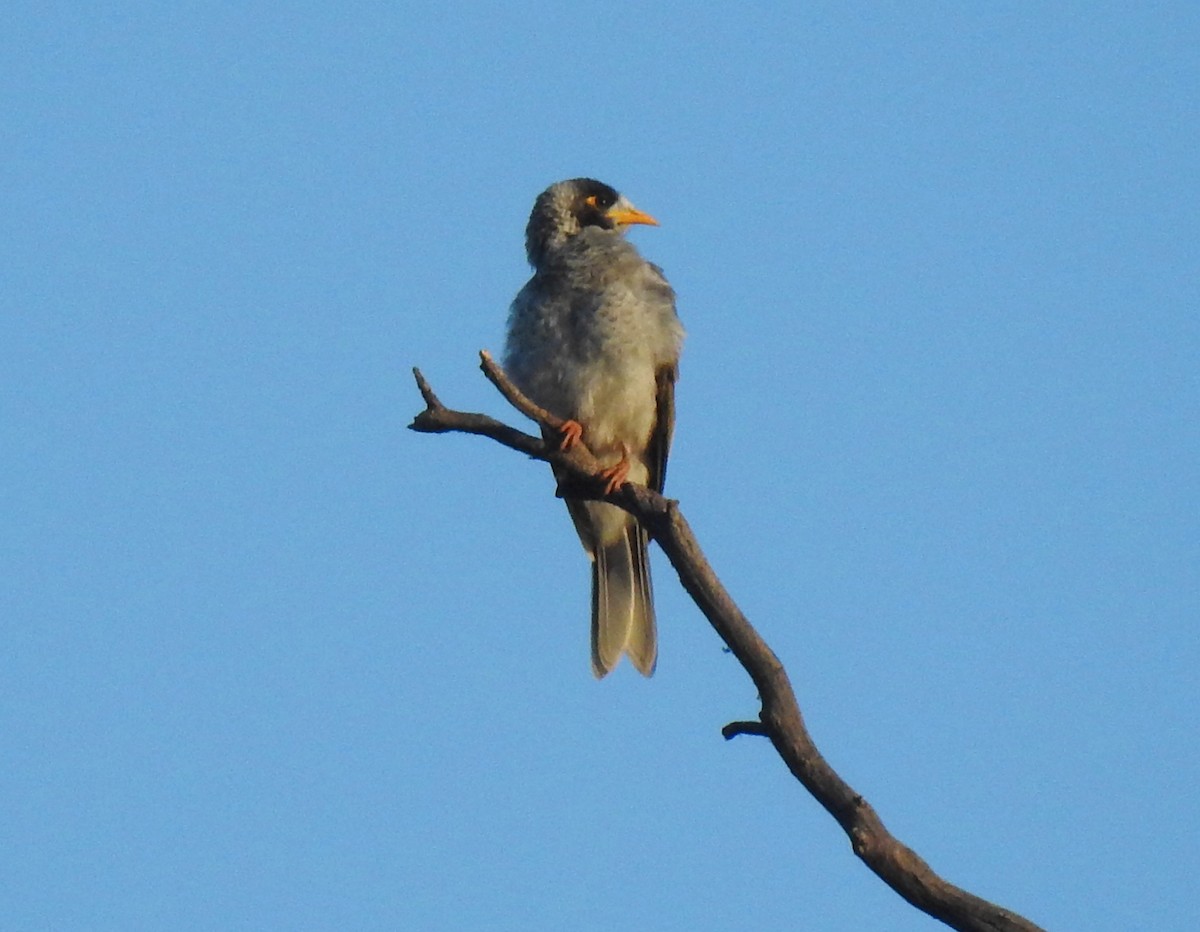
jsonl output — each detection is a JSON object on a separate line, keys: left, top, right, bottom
{"left": 504, "top": 178, "right": 685, "bottom": 677}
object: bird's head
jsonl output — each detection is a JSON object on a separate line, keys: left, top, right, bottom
{"left": 525, "top": 178, "right": 658, "bottom": 267}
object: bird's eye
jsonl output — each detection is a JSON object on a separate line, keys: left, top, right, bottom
{"left": 585, "top": 192, "right": 615, "bottom": 210}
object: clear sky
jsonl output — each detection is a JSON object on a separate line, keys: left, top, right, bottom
{"left": 3, "top": 4, "right": 1196, "bottom": 930}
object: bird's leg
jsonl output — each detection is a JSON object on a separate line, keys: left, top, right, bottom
{"left": 557, "top": 419, "right": 584, "bottom": 450}
{"left": 597, "top": 443, "right": 632, "bottom": 495}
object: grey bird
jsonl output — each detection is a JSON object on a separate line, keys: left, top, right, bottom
{"left": 504, "top": 178, "right": 684, "bottom": 677}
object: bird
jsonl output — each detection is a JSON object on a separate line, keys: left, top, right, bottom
{"left": 504, "top": 178, "right": 684, "bottom": 678}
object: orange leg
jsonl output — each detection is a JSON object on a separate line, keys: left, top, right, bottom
{"left": 597, "top": 444, "right": 631, "bottom": 495}
{"left": 557, "top": 419, "right": 584, "bottom": 450}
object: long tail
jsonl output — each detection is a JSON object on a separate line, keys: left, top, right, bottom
{"left": 591, "top": 521, "right": 657, "bottom": 678}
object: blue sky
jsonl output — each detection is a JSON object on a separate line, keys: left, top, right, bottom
{"left": 3, "top": 4, "right": 1196, "bottom": 930}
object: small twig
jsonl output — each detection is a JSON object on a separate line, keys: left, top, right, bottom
{"left": 722, "top": 720, "right": 772, "bottom": 740}
{"left": 412, "top": 366, "right": 443, "bottom": 410}
{"left": 413, "top": 353, "right": 640, "bottom": 505}
{"left": 408, "top": 365, "right": 547, "bottom": 459}
{"left": 478, "top": 350, "right": 571, "bottom": 434}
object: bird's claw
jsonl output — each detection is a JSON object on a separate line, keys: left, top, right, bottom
{"left": 557, "top": 419, "right": 584, "bottom": 451}
{"left": 598, "top": 450, "right": 631, "bottom": 495}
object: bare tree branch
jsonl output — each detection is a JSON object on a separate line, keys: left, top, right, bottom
{"left": 409, "top": 355, "right": 1046, "bottom": 932}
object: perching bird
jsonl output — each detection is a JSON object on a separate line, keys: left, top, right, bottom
{"left": 504, "top": 178, "right": 684, "bottom": 678}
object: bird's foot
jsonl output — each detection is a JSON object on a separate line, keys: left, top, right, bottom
{"left": 557, "top": 419, "right": 584, "bottom": 451}
{"left": 598, "top": 447, "right": 631, "bottom": 495}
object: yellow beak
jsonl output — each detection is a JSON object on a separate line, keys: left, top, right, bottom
{"left": 607, "top": 207, "right": 659, "bottom": 227}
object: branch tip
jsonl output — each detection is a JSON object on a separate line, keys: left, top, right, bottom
{"left": 411, "top": 366, "right": 442, "bottom": 410}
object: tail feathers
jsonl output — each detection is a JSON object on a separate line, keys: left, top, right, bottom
{"left": 591, "top": 524, "right": 657, "bottom": 678}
